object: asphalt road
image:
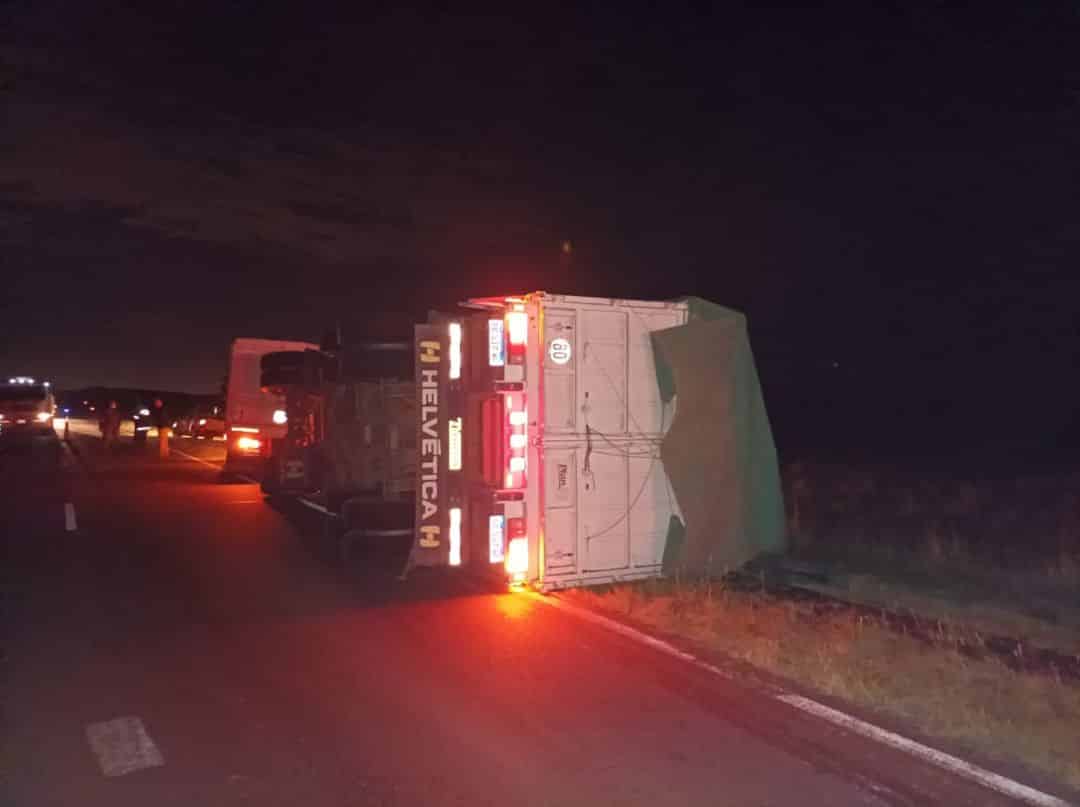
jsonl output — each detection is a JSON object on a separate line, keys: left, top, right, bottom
{"left": 0, "top": 423, "right": 1067, "bottom": 806}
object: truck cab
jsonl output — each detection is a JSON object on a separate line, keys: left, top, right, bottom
{"left": 224, "top": 337, "right": 319, "bottom": 479}
{"left": 0, "top": 377, "right": 56, "bottom": 436}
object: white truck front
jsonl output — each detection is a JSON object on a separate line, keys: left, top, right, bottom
{"left": 409, "top": 292, "right": 690, "bottom": 590}
{"left": 224, "top": 337, "right": 319, "bottom": 477}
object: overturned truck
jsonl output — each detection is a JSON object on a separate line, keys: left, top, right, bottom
{"left": 407, "top": 292, "right": 786, "bottom": 589}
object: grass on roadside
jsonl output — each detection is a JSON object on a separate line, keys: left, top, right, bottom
{"left": 783, "top": 462, "right": 1080, "bottom": 595}
{"left": 562, "top": 577, "right": 1080, "bottom": 790}
{"left": 821, "top": 572, "right": 1080, "bottom": 658}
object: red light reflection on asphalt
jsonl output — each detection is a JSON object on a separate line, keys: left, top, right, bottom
{"left": 495, "top": 593, "right": 533, "bottom": 620}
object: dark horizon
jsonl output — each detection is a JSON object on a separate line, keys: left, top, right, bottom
{"left": 3, "top": 2, "right": 1078, "bottom": 465}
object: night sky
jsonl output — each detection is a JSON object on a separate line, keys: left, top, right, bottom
{"left": 2, "top": 2, "right": 1078, "bottom": 465}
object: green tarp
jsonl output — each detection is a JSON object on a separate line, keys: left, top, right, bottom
{"left": 652, "top": 298, "right": 786, "bottom": 575}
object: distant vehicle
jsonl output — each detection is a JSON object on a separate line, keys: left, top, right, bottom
{"left": 130, "top": 398, "right": 181, "bottom": 442}
{"left": 0, "top": 378, "right": 56, "bottom": 435}
{"left": 224, "top": 337, "right": 318, "bottom": 478}
{"left": 191, "top": 402, "right": 225, "bottom": 439}
{"left": 173, "top": 413, "right": 195, "bottom": 436}
{"left": 131, "top": 404, "right": 153, "bottom": 442}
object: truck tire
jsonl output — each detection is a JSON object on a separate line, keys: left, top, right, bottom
{"left": 261, "top": 456, "right": 280, "bottom": 496}
{"left": 340, "top": 529, "right": 368, "bottom": 566}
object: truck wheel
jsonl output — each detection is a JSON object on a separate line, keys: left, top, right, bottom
{"left": 261, "top": 457, "right": 280, "bottom": 496}
{"left": 340, "top": 529, "right": 369, "bottom": 566}
{"left": 321, "top": 510, "right": 346, "bottom": 566}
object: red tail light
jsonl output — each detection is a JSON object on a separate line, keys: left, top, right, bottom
{"left": 506, "top": 307, "right": 527, "bottom": 365}
{"left": 481, "top": 397, "right": 505, "bottom": 488}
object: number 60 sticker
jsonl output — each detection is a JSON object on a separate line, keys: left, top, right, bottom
{"left": 548, "top": 337, "right": 572, "bottom": 365}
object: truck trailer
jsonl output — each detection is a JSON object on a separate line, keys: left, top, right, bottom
{"left": 408, "top": 292, "right": 786, "bottom": 590}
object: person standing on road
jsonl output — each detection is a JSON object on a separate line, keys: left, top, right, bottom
{"left": 102, "top": 400, "right": 121, "bottom": 452}
{"left": 152, "top": 397, "right": 170, "bottom": 458}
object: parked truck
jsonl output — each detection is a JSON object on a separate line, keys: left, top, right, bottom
{"left": 406, "top": 292, "right": 787, "bottom": 590}
{"left": 223, "top": 337, "right": 319, "bottom": 480}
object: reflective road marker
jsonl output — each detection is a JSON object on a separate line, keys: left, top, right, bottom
{"left": 64, "top": 502, "right": 77, "bottom": 532}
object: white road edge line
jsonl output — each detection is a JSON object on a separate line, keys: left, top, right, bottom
{"left": 170, "top": 448, "right": 260, "bottom": 486}
{"left": 528, "top": 592, "right": 1070, "bottom": 807}
{"left": 170, "top": 448, "right": 320, "bottom": 507}
{"left": 64, "top": 502, "right": 77, "bottom": 532}
{"left": 297, "top": 498, "right": 333, "bottom": 516}
{"left": 775, "top": 695, "right": 1070, "bottom": 807}
{"left": 171, "top": 447, "right": 224, "bottom": 470}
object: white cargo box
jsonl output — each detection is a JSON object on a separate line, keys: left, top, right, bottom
{"left": 530, "top": 295, "right": 689, "bottom": 588}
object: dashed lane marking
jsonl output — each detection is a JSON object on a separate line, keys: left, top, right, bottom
{"left": 170, "top": 448, "right": 310, "bottom": 502}
{"left": 171, "top": 447, "right": 224, "bottom": 470}
{"left": 85, "top": 716, "right": 164, "bottom": 777}
{"left": 170, "top": 448, "right": 259, "bottom": 485}
{"left": 64, "top": 502, "right": 77, "bottom": 532}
